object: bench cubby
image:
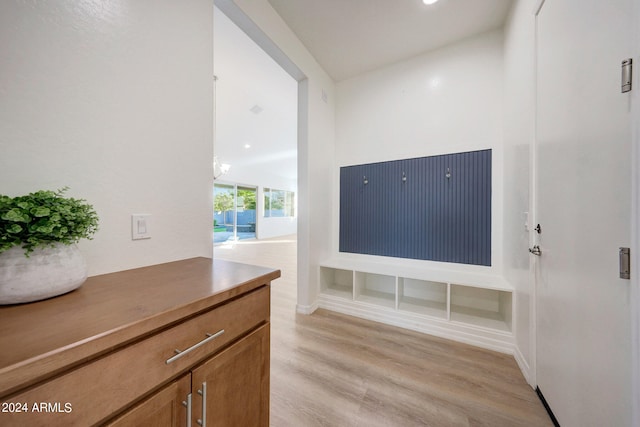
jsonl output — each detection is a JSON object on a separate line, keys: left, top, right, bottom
{"left": 318, "top": 260, "right": 514, "bottom": 354}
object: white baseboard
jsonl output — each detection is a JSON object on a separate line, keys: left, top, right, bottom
{"left": 296, "top": 301, "right": 318, "bottom": 315}
{"left": 513, "top": 345, "right": 534, "bottom": 387}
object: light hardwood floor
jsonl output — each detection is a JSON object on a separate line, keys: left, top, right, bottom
{"left": 214, "top": 235, "right": 552, "bottom": 427}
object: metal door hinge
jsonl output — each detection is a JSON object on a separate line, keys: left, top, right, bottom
{"left": 529, "top": 245, "right": 542, "bottom": 256}
{"left": 620, "top": 247, "right": 630, "bottom": 279}
{"left": 622, "top": 58, "right": 632, "bottom": 93}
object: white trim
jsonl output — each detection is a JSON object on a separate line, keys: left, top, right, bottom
{"left": 296, "top": 79, "right": 311, "bottom": 310}
{"left": 514, "top": 344, "right": 533, "bottom": 386}
{"left": 631, "top": 2, "right": 640, "bottom": 424}
{"left": 296, "top": 301, "right": 318, "bottom": 315}
{"left": 214, "top": 0, "right": 304, "bottom": 81}
{"left": 529, "top": 0, "right": 545, "bottom": 389}
{"left": 631, "top": 88, "right": 640, "bottom": 427}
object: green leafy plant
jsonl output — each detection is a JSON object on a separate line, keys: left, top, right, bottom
{"left": 0, "top": 188, "right": 99, "bottom": 256}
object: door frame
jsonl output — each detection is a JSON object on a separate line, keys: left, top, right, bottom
{"left": 632, "top": 1, "right": 640, "bottom": 424}
{"left": 528, "top": 0, "right": 546, "bottom": 393}
{"left": 214, "top": 0, "right": 312, "bottom": 312}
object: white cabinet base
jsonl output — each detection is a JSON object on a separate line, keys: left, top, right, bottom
{"left": 318, "top": 261, "right": 515, "bottom": 355}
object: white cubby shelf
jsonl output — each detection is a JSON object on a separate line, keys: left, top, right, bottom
{"left": 318, "top": 259, "right": 515, "bottom": 354}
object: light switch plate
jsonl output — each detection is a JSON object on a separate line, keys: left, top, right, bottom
{"left": 132, "top": 214, "right": 151, "bottom": 240}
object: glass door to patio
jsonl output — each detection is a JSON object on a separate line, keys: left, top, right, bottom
{"left": 214, "top": 183, "right": 257, "bottom": 244}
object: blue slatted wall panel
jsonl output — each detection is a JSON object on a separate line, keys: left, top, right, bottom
{"left": 339, "top": 149, "right": 491, "bottom": 266}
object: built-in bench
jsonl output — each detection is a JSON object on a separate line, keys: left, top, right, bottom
{"left": 318, "top": 258, "right": 514, "bottom": 355}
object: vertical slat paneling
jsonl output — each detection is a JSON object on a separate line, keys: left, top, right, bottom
{"left": 339, "top": 149, "right": 491, "bottom": 266}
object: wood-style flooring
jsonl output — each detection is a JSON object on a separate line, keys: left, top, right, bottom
{"left": 214, "top": 235, "right": 552, "bottom": 427}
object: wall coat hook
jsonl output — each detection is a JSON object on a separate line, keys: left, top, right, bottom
{"left": 445, "top": 168, "right": 451, "bottom": 179}
{"left": 402, "top": 172, "right": 407, "bottom": 183}
{"left": 363, "top": 176, "right": 369, "bottom": 185}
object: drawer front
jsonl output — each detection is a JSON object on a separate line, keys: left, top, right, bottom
{"left": 0, "top": 286, "right": 269, "bottom": 427}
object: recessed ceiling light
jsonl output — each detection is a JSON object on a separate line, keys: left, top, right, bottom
{"left": 423, "top": 0, "right": 439, "bottom": 4}
{"left": 244, "top": 144, "right": 251, "bottom": 149}
{"left": 249, "top": 105, "right": 263, "bottom": 114}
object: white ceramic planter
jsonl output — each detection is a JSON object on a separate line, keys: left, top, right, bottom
{"left": 0, "top": 243, "right": 87, "bottom": 305}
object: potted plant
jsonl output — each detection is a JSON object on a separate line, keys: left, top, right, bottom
{"left": 0, "top": 188, "right": 99, "bottom": 304}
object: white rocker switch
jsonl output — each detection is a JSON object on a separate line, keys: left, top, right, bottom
{"left": 132, "top": 214, "right": 151, "bottom": 240}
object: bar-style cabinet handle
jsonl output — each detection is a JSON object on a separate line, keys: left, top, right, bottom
{"left": 182, "top": 393, "right": 192, "bottom": 427}
{"left": 165, "top": 330, "right": 225, "bottom": 364}
{"left": 197, "top": 382, "right": 207, "bottom": 427}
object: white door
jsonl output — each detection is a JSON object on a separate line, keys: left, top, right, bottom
{"left": 535, "top": 0, "right": 634, "bottom": 426}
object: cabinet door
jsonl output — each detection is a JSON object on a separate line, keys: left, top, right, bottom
{"left": 106, "top": 374, "right": 190, "bottom": 427}
{"left": 192, "top": 324, "right": 269, "bottom": 427}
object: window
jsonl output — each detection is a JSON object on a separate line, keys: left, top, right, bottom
{"left": 214, "top": 184, "right": 257, "bottom": 244}
{"left": 264, "top": 188, "right": 295, "bottom": 217}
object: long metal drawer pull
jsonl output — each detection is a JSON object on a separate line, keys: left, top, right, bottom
{"left": 197, "top": 382, "right": 207, "bottom": 427}
{"left": 165, "top": 329, "right": 225, "bottom": 364}
{"left": 182, "top": 393, "right": 192, "bottom": 427}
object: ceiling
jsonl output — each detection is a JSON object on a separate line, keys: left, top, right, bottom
{"left": 268, "top": 0, "right": 514, "bottom": 81}
{"left": 213, "top": 0, "right": 514, "bottom": 184}
{"left": 214, "top": 7, "right": 298, "bottom": 183}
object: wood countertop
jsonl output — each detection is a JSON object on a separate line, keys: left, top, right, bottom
{"left": 0, "top": 257, "right": 280, "bottom": 397}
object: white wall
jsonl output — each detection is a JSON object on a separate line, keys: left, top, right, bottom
{"left": 502, "top": 0, "right": 537, "bottom": 384}
{"left": 0, "top": 0, "right": 214, "bottom": 276}
{"left": 229, "top": 0, "right": 336, "bottom": 312}
{"left": 334, "top": 30, "right": 504, "bottom": 274}
{"left": 257, "top": 215, "right": 297, "bottom": 240}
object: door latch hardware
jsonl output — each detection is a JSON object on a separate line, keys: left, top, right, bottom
{"left": 534, "top": 224, "right": 542, "bottom": 234}
{"left": 622, "top": 58, "right": 632, "bottom": 93}
{"left": 620, "top": 247, "right": 630, "bottom": 279}
{"left": 529, "top": 245, "right": 542, "bottom": 256}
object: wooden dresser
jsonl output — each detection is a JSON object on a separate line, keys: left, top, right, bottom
{"left": 0, "top": 257, "right": 280, "bottom": 427}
